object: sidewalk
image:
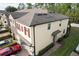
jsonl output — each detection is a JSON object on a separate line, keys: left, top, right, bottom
{"left": 42, "top": 42, "right": 62, "bottom": 56}
{"left": 70, "top": 52, "right": 79, "bottom": 56}
{"left": 71, "top": 23, "right": 79, "bottom": 27}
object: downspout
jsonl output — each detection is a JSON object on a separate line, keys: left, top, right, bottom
{"left": 33, "top": 25, "right": 36, "bottom": 56}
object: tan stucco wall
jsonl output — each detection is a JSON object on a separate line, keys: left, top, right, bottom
{"left": 33, "top": 19, "right": 69, "bottom": 55}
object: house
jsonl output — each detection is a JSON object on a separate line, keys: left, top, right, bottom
{"left": 9, "top": 8, "right": 69, "bottom": 55}
{"left": 0, "top": 10, "right": 10, "bottom": 28}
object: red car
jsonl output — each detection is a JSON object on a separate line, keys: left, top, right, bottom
{"left": 0, "top": 43, "right": 22, "bottom": 56}
{"left": 11, "top": 43, "right": 22, "bottom": 53}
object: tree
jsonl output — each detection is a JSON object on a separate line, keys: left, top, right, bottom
{"left": 5, "top": 6, "right": 17, "bottom": 12}
{"left": 26, "top": 3, "right": 32, "bottom": 9}
{"left": 47, "top": 3, "right": 55, "bottom": 12}
{"left": 34, "top": 3, "right": 55, "bottom": 12}
{"left": 33, "top": 3, "right": 79, "bottom": 23}
{"left": 18, "top": 3, "right": 25, "bottom": 10}
{"left": 54, "top": 3, "right": 71, "bottom": 14}
{"left": 34, "top": 3, "right": 44, "bottom": 8}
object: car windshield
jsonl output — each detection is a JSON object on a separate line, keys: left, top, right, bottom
{"left": 0, "top": 41, "right": 5, "bottom": 45}
{"left": 5, "top": 39, "right": 13, "bottom": 43}
{"left": 9, "top": 39, "right": 13, "bottom": 43}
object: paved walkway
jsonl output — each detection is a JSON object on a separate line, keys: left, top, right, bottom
{"left": 42, "top": 42, "right": 62, "bottom": 56}
{"left": 70, "top": 51, "right": 79, "bottom": 56}
{"left": 71, "top": 23, "right": 79, "bottom": 27}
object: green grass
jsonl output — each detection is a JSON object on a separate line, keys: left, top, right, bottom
{"left": 50, "top": 27, "right": 79, "bottom": 56}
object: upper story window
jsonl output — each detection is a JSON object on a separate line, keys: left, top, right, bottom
{"left": 63, "top": 29, "right": 65, "bottom": 33}
{"left": 59, "top": 21, "right": 62, "bottom": 26}
{"left": 48, "top": 23, "right": 51, "bottom": 30}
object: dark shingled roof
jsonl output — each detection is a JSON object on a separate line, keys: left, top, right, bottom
{"left": 11, "top": 8, "right": 69, "bottom": 26}
{"left": 15, "top": 12, "right": 69, "bottom": 26}
{"left": 0, "top": 10, "right": 9, "bottom": 17}
{"left": 10, "top": 12, "right": 27, "bottom": 19}
{"left": 31, "top": 13, "right": 69, "bottom": 26}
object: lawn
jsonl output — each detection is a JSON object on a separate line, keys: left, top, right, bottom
{"left": 50, "top": 27, "right": 79, "bottom": 56}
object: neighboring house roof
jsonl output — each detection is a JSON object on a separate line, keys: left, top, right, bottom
{"left": 0, "top": 10, "right": 9, "bottom": 17}
{"left": 0, "top": 10, "right": 28, "bottom": 19}
{"left": 10, "top": 12, "right": 27, "bottom": 19}
{"left": 11, "top": 8, "right": 69, "bottom": 26}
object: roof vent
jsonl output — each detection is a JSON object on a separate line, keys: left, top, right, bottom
{"left": 37, "top": 13, "right": 47, "bottom": 16}
{"left": 37, "top": 13, "right": 43, "bottom": 16}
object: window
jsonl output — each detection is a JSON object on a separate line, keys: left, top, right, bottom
{"left": 4, "top": 21, "right": 6, "bottom": 23}
{"left": 24, "top": 27, "right": 30, "bottom": 38}
{"left": 28, "top": 28, "right": 30, "bottom": 38}
{"left": 24, "top": 27, "right": 27, "bottom": 35}
{"left": 48, "top": 23, "right": 51, "bottom": 30}
{"left": 59, "top": 23, "right": 61, "bottom": 26}
{"left": 18, "top": 24, "right": 20, "bottom": 30}
{"left": 21, "top": 26, "right": 23, "bottom": 32}
{"left": 63, "top": 29, "right": 65, "bottom": 33}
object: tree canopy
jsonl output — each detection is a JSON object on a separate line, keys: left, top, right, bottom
{"left": 33, "top": 3, "right": 79, "bottom": 23}
{"left": 5, "top": 6, "right": 17, "bottom": 12}
{"left": 18, "top": 3, "right": 25, "bottom": 10}
{"left": 26, "top": 3, "right": 33, "bottom": 9}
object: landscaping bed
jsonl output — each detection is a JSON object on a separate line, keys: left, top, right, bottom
{"left": 50, "top": 27, "right": 79, "bottom": 56}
